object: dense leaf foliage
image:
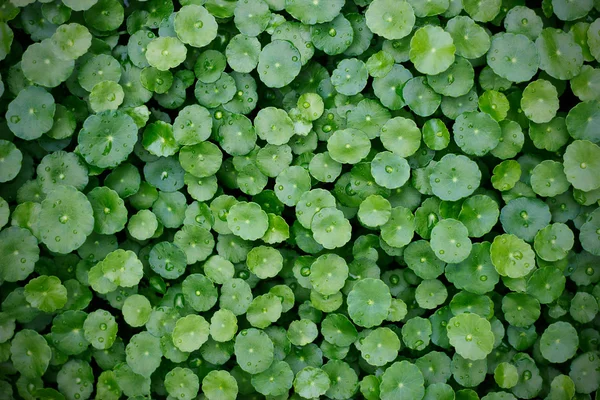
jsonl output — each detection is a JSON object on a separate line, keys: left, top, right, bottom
{"left": 0, "top": 0, "right": 599, "bottom": 399}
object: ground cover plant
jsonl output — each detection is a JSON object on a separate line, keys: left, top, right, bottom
{"left": 0, "top": 0, "right": 599, "bottom": 399}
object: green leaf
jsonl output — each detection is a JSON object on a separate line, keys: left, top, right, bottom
{"left": 347, "top": 278, "right": 391, "bottom": 328}
{"left": 257, "top": 40, "right": 302, "bottom": 88}
{"left": 10, "top": 329, "right": 52, "bottom": 378}
{"left": 487, "top": 33, "right": 539, "bottom": 83}
{"left": 234, "top": 328, "right": 274, "bottom": 374}
{"left": 540, "top": 321, "right": 578, "bottom": 363}
{"left": 24, "top": 275, "right": 67, "bottom": 312}
{"left": 0, "top": 226, "right": 39, "bottom": 282}
{"left": 293, "top": 366, "right": 331, "bottom": 398}
{"left": 173, "top": 314, "right": 210, "bottom": 352}
{"left": 410, "top": 25, "right": 456, "bottom": 75}
{"left": 174, "top": 5, "right": 218, "bottom": 48}
{"left": 365, "top": 0, "right": 415, "bottom": 40}
{"left": 165, "top": 367, "right": 199, "bottom": 400}
{"left": 100, "top": 249, "right": 143, "bottom": 288}
{"left": 380, "top": 361, "right": 425, "bottom": 400}
{"left": 38, "top": 186, "right": 94, "bottom": 254}
{"left": 285, "top": 0, "right": 345, "bottom": 25}
{"left": 7, "top": 86, "right": 55, "bottom": 140}
{"left": 83, "top": 309, "right": 118, "bottom": 350}
{"left": 446, "top": 313, "right": 494, "bottom": 360}
{"left": 202, "top": 370, "right": 238, "bottom": 400}
{"left": 491, "top": 234, "right": 536, "bottom": 278}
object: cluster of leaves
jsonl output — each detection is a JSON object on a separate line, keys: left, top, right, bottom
{"left": 0, "top": 0, "right": 600, "bottom": 399}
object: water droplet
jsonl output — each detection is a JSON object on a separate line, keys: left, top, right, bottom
{"left": 345, "top": 183, "right": 355, "bottom": 196}
{"left": 239, "top": 270, "right": 249, "bottom": 279}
